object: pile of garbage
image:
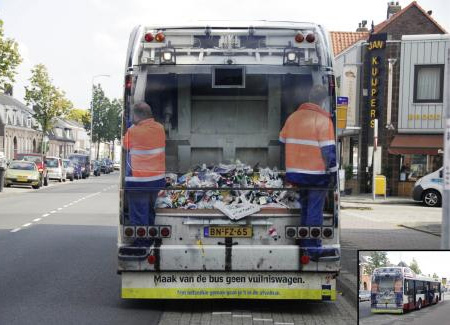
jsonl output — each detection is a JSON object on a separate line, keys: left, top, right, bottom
{"left": 155, "top": 161, "right": 300, "bottom": 210}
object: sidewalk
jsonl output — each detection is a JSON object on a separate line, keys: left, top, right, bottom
{"left": 340, "top": 193, "right": 416, "bottom": 206}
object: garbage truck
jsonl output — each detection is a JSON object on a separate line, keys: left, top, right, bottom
{"left": 118, "top": 21, "right": 340, "bottom": 300}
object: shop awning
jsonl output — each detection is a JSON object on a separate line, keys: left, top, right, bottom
{"left": 388, "top": 134, "right": 443, "bottom": 155}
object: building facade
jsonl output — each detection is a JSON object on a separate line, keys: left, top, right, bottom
{"left": 333, "top": 1, "right": 447, "bottom": 195}
{"left": 47, "top": 118, "right": 76, "bottom": 158}
{"left": 0, "top": 93, "right": 43, "bottom": 160}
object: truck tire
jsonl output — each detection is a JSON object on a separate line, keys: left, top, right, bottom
{"left": 32, "top": 184, "right": 40, "bottom": 189}
{"left": 422, "top": 190, "right": 441, "bottom": 207}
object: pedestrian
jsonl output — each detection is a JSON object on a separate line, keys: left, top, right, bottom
{"left": 124, "top": 102, "right": 165, "bottom": 245}
{"left": 279, "top": 84, "right": 337, "bottom": 253}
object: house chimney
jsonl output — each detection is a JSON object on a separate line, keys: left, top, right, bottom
{"left": 387, "top": 1, "right": 402, "bottom": 19}
{"left": 356, "top": 20, "right": 369, "bottom": 32}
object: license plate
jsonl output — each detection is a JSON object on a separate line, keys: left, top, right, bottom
{"left": 17, "top": 176, "right": 28, "bottom": 182}
{"left": 204, "top": 226, "right": 252, "bottom": 238}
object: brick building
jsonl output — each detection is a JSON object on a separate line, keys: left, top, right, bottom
{"left": 333, "top": 1, "right": 448, "bottom": 195}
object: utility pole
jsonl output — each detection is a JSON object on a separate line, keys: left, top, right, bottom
{"left": 372, "top": 118, "right": 378, "bottom": 200}
{"left": 441, "top": 49, "right": 450, "bottom": 249}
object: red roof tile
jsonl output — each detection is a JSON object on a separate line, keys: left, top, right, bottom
{"left": 329, "top": 31, "right": 369, "bottom": 56}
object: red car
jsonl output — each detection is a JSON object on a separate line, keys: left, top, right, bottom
{"left": 15, "top": 153, "right": 49, "bottom": 186}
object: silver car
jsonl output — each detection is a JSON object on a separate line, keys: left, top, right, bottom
{"left": 45, "top": 156, "right": 66, "bottom": 182}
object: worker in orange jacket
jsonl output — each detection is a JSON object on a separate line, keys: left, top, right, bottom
{"left": 279, "top": 84, "right": 337, "bottom": 249}
{"left": 124, "top": 102, "right": 165, "bottom": 233}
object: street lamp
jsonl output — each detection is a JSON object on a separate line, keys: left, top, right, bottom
{"left": 90, "top": 74, "right": 110, "bottom": 160}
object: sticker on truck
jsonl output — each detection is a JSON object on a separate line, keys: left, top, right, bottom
{"left": 122, "top": 272, "right": 336, "bottom": 300}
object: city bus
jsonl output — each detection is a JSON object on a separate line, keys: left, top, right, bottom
{"left": 118, "top": 21, "right": 340, "bottom": 300}
{"left": 371, "top": 267, "right": 441, "bottom": 313}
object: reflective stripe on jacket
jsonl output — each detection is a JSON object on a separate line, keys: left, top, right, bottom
{"left": 123, "top": 118, "right": 166, "bottom": 182}
{"left": 279, "top": 103, "right": 337, "bottom": 177}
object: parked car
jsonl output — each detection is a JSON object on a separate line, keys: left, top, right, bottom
{"left": 45, "top": 156, "right": 66, "bottom": 182}
{"left": 412, "top": 167, "right": 443, "bottom": 207}
{"left": 359, "top": 290, "right": 371, "bottom": 302}
{"left": 106, "top": 159, "right": 114, "bottom": 173}
{"left": 113, "top": 161, "right": 120, "bottom": 171}
{"left": 100, "top": 158, "right": 112, "bottom": 174}
{"left": 4, "top": 160, "right": 42, "bottom": 189}
{"left": 63, "top": 159, "right": 75, "bottom": 181}
{"left": 92, "top": 160, "right": 101, "bottom": 176}
{"left": 68, "top": 154, "right": 90, "bottom": 179}
{"left": 15, "top": 153, "right": 49, "bottom": 186}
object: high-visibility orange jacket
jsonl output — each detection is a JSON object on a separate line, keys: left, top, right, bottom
{"left": 123, "top": 118, "right": 165, "bottom": 182}
{"left": 279, "top": 103, "right": 337, "bottom": 184}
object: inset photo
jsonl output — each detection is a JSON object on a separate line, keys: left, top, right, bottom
{"left": 359, "top": 250, "right": 450, "bottom": 325}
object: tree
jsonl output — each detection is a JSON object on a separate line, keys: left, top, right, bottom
{"left": 397, "top": 261, "right": 408, "bottom": 267}
{"left": 366, "top": 252, "right": 389, "bottom": 275}
{"left": 24, "top": 64, "right": 73, "bottom": 138}
{"left": 0, "top": 19, "right": 22, "bottom": 92}
{"left": 66, "top": 108, "right": 91, "bottom": 128}
{"left": 89, "top": 84, "right": 110, "bottom": 159}
{"left": 409, "top": 258, "right": 421, "bottom": 275}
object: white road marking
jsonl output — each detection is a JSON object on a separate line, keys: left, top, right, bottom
{"left": 63, "top": 205, "right": 69, "bottom": 208}
{"left": 10, "top": 228, "right": 21, "bottom": 233}
{"left": 232, "top": 315, "right": 252, "bottom": 318}
{"left": 212, "top": 312, "right": 232, "bottom": 315}
{"left": 42, "top": 213, "right": 50, "bottom": 217}
{"left": 50, "top": 210, "right": 56, "bottom": 214}
{"left": 22, "top": 223, "right": 32, "bottom": 227}
{"left": 57, "top": 207, "right": 62, "bottom": 211}
{"left": 33, "top": 218, "right": 41, "bottom": 222}
{"left": 253, "top": 319, "right": 273, "bottom": 322}
{"left": 274, "top": 323, "right": 294, "bottom": 325}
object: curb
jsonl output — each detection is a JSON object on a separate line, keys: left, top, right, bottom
{"left": 337, "top": 269, "right": 357, "bottom": 306}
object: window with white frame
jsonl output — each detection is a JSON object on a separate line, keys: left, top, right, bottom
{"left": 413, "top": 64, "right": 444, "bottom": 103}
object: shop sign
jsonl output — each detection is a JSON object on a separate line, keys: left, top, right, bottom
{"left": 366, "top": 33, "right": 387, "bottom": 140}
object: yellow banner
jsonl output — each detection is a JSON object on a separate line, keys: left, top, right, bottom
{"left": 122, "top": 287, "right": 336, "bottom": 300}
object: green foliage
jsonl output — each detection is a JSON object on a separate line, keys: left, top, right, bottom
{"left": 24, "top": 64, "right": 73, "bottom": 134}
{"left": 89, "top": 84, "right": 122, "bottom": 142}
{"left": 344, "top": 165, "right": 353, "bottom": 181}
{"left": 409, "top": 258, "right": 421, "bottom": 275}
{"left": 366, "top": 252, "right": 390, "bottom": 275}
{"left": 66, "top": 108, "right": 91, "bottom": 127}
{"left": 0, "top": 19, "right": 22, "bottom": 92}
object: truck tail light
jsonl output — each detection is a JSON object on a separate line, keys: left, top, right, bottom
{"left": 136, "top": 227, "right": 147, "bottom": 237}
{"left": 155, "top": 32, "right": 165, "bottom": 42}
{"left": 298, "top": 227, "right": 309, "bottom": 238}
{"left": 125, "top": 75, "right": 132, "bottom": 90}
{"left": 124, "top": 226, "right": 135, "bottom": 238}
{"left": 310, "top": 227, "right": 321, "bottom": 238}
{"left": 295, "top": 33, "right": 304, "bottom": 43}
{"left": 144, "top": 32, "right": 154, "bottom": 42}
{"left": 322, "top": 227, "right": 333, "bottom": 238}
{"left": 300, "top": 255, "right": 310, "bottom": 265}
{"left": 147, "top": 255, "right": 156, "bottom": 264}
{"left": 285, "top": 227, "right": 297, "bottom": 238}
{"left": 160, "top": 226, "right": 171, "bottom": 238}
{"left": 306, "top": 33, "right": 315, "bottom": 43}
{"left": 148, "top": 227, "right": 158, "bottom": 237}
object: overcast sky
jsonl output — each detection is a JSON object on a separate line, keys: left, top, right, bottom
{"left": 1, "top": 0, "right": 449, "bottom": 109}
{"left": 387, "top": 251, "right": 450, "bottom": 281}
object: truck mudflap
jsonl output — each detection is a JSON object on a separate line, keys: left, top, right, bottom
{"left": 122, "top": 271, "right": 336, "bottom": 300}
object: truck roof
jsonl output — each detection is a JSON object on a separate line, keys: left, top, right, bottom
{"left": 141, "top": 20, "right": 321, "bottom": 30}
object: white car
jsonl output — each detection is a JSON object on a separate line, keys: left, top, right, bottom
{"left": 113, "top": 161, "right": 120, "bottom": 170}
{"left": 45, "top": 156, "right": 66, "bottom": 182}
{"left": 412, "top": 167, "right": 443, "bottom": 207}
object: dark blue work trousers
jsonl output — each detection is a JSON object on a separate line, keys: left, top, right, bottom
{"left": 299, "top": 189, "right": 327, "bottom": 248}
